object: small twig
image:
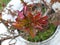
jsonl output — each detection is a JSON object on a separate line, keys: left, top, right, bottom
{"left": 0, "top": 35, "right": 19, "bottom": 42}
{"left": 0, "top": 40, "right": 1, "bottom": 45}
{"left": 42, "top": 0, "right": 49, "bottom": 8}
{"left": 43, "top": 8, "right": 51, "bottom": 16}
{"left": 42, "top": 0, "right": 52, "bottom": 16}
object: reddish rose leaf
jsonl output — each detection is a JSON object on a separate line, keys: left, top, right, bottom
{"left": 35, "top": 25, "right": 43, "bottom": 30}
{"left": 18, "top": 11, "right": 24, "bottom": 19}
{"left": 12, "top": 22, "right": 23, "bottom": 30}
{"left": 41, "top": 16, "right": 48, "bottom": 20}
{"left": 34, "top": 12, "right": 41, "bottom": 20}
{"left": 23, "top": 5, "right": 28, "bottom": 14}
{"left": 25, "top": 27, "right": 35, "bottom": 38}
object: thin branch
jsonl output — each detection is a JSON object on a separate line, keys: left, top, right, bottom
{"left": 42, "top": 0, "right": 49, "bottom": 8}
{"left": 43, "top": 8, "right": 51, "bottom": 16}
{"left": 42, "top": 0, "right": 52, "bottom": 16}
{"left": 0, "top": 40, "right": 1, "bottom": 45}
{"left": 0, "top": 35, "right": 19, "bottom": 42}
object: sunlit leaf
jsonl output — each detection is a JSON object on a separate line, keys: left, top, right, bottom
{"left": 12, "top": 22, "right": 23, "bottom": 30}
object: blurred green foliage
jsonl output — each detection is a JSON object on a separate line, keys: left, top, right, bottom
{"left": 0, "top": 0, "right": 10, "bottom": 10}
{"left": 27, "top": 23, "right": 56, "bottom": 42}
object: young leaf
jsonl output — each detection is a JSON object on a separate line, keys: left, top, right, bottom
{"left": 18, "top": 11, "right": 24, "bottom": 19}
{"left": 25, "top": 28, "right": 35, "bottom": 38}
